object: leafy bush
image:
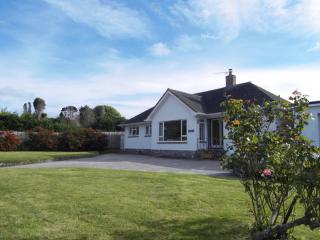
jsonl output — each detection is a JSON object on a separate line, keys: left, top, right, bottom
{"left": 78, "top": 128, "right": 108, "bottom": 151}
{"left": 0, "top": 112, "right": 79, "bottom": 132}
{"left": 0, "top": 112, "right": 23, "bottom": 131}
{"left": 223, "top": 91, "right": 320, "bottom": 240}
{"left": 26, "top": 127, "right": 58, "bottom": 151}
{"left": 0, "top": 132, "right": 21, "bottom": 151}
{"left": 57, "top": 130, "right": 82, "bottom": 151}
{"left": 57, "top": 128, "right": 107, "bottom": 151}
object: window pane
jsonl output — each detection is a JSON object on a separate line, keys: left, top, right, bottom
{"left": 182, "top": 120, "right": 187, "bottom": 135}
{"left": 164, "top": 120, "right": 181, "bottom": 141}
{"left": 146, "top": 124, "right": 152, "bottom": 136}
{"left": 159, "top": 122, "right": 163, "bottom": 137}
{"left": 129, "top": 127, "right": 139, "bottom": 136}
{"left": 199, "top": 121, "right": 205, "bottom": 141}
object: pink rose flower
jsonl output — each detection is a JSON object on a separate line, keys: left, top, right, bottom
{"left": 263, "top": 169, "right": 272, "bottom": 177}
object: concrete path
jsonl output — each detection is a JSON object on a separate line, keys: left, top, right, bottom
{"left": 12, "top": 153, "right": 232, "bottom": 176}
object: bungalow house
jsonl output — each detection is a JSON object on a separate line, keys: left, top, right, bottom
{"left": 120, "top": 69, "right": 320, "bottom": 158}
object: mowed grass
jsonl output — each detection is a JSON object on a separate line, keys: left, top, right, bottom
{"left": 0, "top": 169, "right": 319, "bottom": 239}
{"left": 0, "top": 151, "right": 98, "bottom": 164}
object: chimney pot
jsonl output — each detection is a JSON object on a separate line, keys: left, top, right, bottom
{"left": 226, "top": 69, "right": 236, "bottom": 88}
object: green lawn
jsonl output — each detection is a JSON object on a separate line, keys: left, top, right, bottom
{"left": 0, "top": 169, "right": 318, "bottom": 240}
{"left": 0, "top": 151, "right": 98, "bottom": 164}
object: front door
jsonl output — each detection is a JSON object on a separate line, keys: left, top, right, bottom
{"left": 211, "top": 119, "right": 223, "bottom": 148}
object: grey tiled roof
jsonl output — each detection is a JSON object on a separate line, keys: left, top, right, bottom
{"left": 310, "top": 101, "right": 320, "bottom": 105}
{"left": 125, "top": 82, "right": 281, "bottom": 124}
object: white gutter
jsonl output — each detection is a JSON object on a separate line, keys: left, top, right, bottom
{"left": 118, "top": 121, "right": 151, "bottom": 127}
{"left": 195, "top": 112, "right": 225, "bottom": 118}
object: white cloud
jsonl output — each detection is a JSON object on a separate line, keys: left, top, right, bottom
{"left": 308, "top": 41, "right": 320, "bottom": 52}
{"left": 200, "top": 32, "right": 218, "bottom": 40}
{"left": 174, "top": 35, "right": 200, "bottom": 52}
{"left": 44, "top": 0, "right": 149, "bottom": 38}
{"left": 171, "top": 0, "right": 320, "bottom": 41}
{"left": 1, "top": 59, "right": 320, "bottom": 118}
{"left": 149, "top": 42, "right": 171, "bottom": 56}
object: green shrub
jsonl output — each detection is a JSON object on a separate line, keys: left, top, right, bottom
{"left": 0, "top": 112, "right": 23, "bottom": 131}
{"left": 57, "top": 128, "right": 107, "bottom": 151}
{"left": 0, "top": 112, "right": 79, "bottom": 132}
{"left": 57, "top": 130, "right": 82, "bottom": 151}
{"left": 58, "top": 128, "right": 107, "bottom": 151}
{"left": 78, "top": 128, "right": 108, "bottom": 151}
{"left": 0, "top": 131, "right": 21, "bottom": 151}
{"left": 26, "top": 127, "right": 58, "bottom": 151}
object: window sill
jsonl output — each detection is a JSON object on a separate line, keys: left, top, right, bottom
{"left": 157, "top": 141, "right": 188, "bottom": 144}
{"left": 144, "top": 135, "right": 152, "bottom": 137}
{"left": 128, "top": 135, "right": 139, "bottom": 138}
{"left": 210, "top": 145, "right": 224, "bottom": 148}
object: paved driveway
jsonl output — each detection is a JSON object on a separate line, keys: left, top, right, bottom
{"left": 13, "top": 153, "right": 231, "bottom": 176}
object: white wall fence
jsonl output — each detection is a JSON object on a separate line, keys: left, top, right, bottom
{"left": 101, "top": 132, "right": 124, "bottom": 149}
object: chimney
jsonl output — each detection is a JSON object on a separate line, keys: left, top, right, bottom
{"left": 226, "top": 69, "right": 236, "bottom": 88}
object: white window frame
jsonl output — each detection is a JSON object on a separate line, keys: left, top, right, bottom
{"left": 145, "top": 124, "right": 152, "bottom": 137}
{"left": 158, "top": 119, "right": 187, "bottom": 142}
{"left": 199, "top": 119, "right": 206, "bottom": 142}
{"left": 129, "top": 126, "right": 139, "bottom": 137}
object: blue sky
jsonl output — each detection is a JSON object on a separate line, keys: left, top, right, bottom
{"left": 0, "top": 0, "right": 320, "bottom": 118}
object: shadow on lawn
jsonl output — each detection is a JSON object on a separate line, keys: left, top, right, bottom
{"left": 113, "top": 217, "right": 250, "bottom": 240}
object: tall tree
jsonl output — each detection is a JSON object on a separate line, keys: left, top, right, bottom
{"left": 93, "top": 105, "right": 125, "bottom": 131}
{"left": 33, "top": 98, "right": 46, "bottom": 120}
{"left": 94, "top": 105, "right": 106, "bottom": 118}
{"left": 79, "top": 106, "right": 96, "bottom": 128}
{"left": 60, "top": 106, "right": 78, "bottom": 120}
{"left": 27, "top": 102, "right": 32, "bottom": 114}
{"left": 23, "top": 103, "right": 28, "bottom": 114}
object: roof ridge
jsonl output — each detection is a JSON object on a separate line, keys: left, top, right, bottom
{"left": 195, "top": 81, "right": 251, "bottom": 95}
{"left": 248, "top": 82, "right": 283, "bottom": 100}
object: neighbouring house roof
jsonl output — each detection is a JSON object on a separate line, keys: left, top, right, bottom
{"left": 125, "top": 107, "right": 154, "bottom": 124}
{"left": 124, "top": 81, "right": 282, "bottom": 124}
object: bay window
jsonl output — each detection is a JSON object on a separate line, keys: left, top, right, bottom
{"left": 158, "top": 120, "right": 187, "bottom": 142}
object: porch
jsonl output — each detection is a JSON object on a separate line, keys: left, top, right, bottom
{"left": 197, "top": 118, "right": 224, "bottom": 152}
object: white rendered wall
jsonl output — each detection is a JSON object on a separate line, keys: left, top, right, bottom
{"left": 123, "top": 124, "right": 152, "bottom": 149}
{"left": 303, "top": 104, "right": 320, "bottom": 147}
{"left": 149, "top": 93, "right": 198, "bottom": 151}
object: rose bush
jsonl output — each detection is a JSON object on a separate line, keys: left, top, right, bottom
{"left": 0, "top": 131, "right": 21, "bottom": 151}
{"left": 222, "top": 91, "right": 320, "bottom": 240}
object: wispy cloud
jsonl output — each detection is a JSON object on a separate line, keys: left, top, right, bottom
{"left": 170, "top": 0, "right": 320, "bottom": 41}
{"left": 149, "top": 42, "right": 171, "bottom": 57}
{"left": 1, "top": 58, "right": 320, "bottom": 118}
{"left": 44, "top": 0, "right": 150, "bottom": 39}
{"left": 174, "top": 35, "right": 200, "bottom": 52}
{"left": 200, "top": 32, "right": 218, "bottom": 40}
{"left": 308, "top": 41, "right": 320, "bottom": 52}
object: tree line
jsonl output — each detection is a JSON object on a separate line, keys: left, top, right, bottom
{"left": 0, "top": 97, "right": 126, "bottom": 132}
